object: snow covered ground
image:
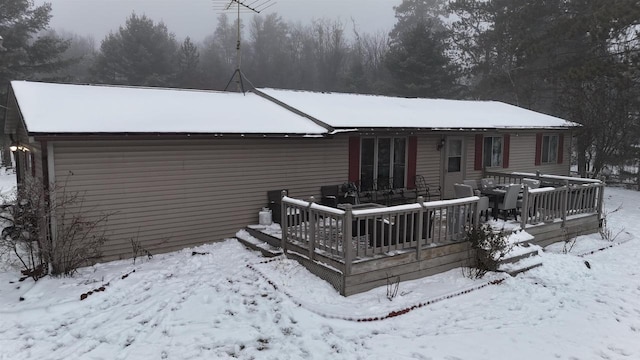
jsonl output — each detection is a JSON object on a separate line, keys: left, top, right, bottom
{"left": 0, "top": 169, "right": 639, "bottom": 359}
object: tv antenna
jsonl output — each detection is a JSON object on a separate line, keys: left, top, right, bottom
{"left": 212, "top": 0, "right": 275, "bottom": 93}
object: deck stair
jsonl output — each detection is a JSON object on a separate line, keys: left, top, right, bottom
{"left": 497, "top": 242, "right": 543, "bottom": 276}
{"left": 237, "top": 225, "right": 283, "bottom": 258}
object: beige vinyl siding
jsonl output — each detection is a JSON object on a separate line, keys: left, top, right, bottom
{"left": 52, "top": 138, "right": 348, "bottom": 260}
{"left": 30, "top": 141, "right": 43, "bottom": 180}
{"left": 465, "top": 131, "right": 571, "bottom": 181}
{"left": 415, "top": 136, "right": 442, "bottom": 190}
{"left": 465, "top": 134, "right": 483, "bottom": 181}
{"left": 510, "top": 132, "right": 570, "bottom": 175}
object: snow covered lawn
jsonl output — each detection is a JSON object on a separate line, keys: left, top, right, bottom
{"left": 1, "top": 175, "right": 639, "bottom": 359}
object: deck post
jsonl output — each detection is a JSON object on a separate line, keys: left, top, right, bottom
{"left": 562, "top": 180, "right": 569, "bottom": 226}
{"left": 597, "top": 183, "right": 604, "bottom": 222}
{"left": 521, "top": 185, "right": 529, "bottom": 229}
{"left": 473, "top": 200, "right": 479, "bottom": 229}
{"left": 416, "top": 196, "right": 425, "bottom": 260}
{"left": 280, "top": 190, "right": 288, "bottom": 255}
{"left": 307, "top": 196, "right": 316, "bottom": 260}
{"left": 343, "top": 204, "right": 353, "bottom": 276}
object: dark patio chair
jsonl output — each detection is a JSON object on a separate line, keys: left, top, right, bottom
{"left": 320, "top": 185, "right": 340, "bottom": 207}
{"left": 267, "top": 189, "right": 288, "bottom": 224}
{"left": 415, "top": 175, "right": 441, "bottom": 201}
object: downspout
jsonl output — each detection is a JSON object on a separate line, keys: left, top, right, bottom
{"left": 44, "top": 141, "right": 57, "bottom": 271}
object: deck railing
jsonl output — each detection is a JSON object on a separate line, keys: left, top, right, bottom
{"left": 483, "top": 171, "right": 604, "bottom": 228}
{"left": 484, "top": 170, "right": 602, "bottom": 187}
{"left": 280, "top": 193, "right": 480, "bottom": 275}
{"left": 519, "top": 182, "right": 604, "bottom": 228}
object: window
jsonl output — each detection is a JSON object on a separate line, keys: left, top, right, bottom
{"left": 447, "top": 139, "right": 462, "bottom": 173}
{"left": 360, "top": 137, "right": 407, "bottom": 190}
{"left": 483, "top": 136, "right": 503, "bottom": 168}
{"left": 541, "top": 134, "right": 558, "bottom": 164}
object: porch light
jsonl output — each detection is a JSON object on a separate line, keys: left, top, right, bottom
{"left": 436, "top": 137, "right": 445, "bottom": 151}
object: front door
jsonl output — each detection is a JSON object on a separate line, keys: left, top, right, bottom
{"left": 443, "top": 137, "right": 465, "bottom": 198}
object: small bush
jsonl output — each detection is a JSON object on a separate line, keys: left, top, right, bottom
{"left": 0, "top": 177, "right": 111, "bottom": 279}
{"left": 599, "top": 204, "right": 623, "bottom": 242}
{"left": 465, "top": 224, "right": 510, "bottom": 279}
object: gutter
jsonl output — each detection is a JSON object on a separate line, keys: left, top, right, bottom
{"left": 30, "top": 132, "right": 328, "bottom": 141}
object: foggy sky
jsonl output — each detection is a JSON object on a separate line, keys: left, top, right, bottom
{"left": 39, "top": 0, "right": 399, "bottom": 43}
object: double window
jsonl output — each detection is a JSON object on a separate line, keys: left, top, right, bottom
{"left": 541, "top": 134, "right": 559, "bottom": 164}
{"left": 360, "top": 137, "right": 406, "bottom": 191}
{"left": 483, "top": 136, "right": 503, "bottom": 168}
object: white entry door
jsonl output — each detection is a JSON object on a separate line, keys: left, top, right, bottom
{"left": 443, "top": 137, "right": 465, "bottom": 199}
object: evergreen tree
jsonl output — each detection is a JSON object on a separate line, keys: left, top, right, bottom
{"left": 175, "top": 37, "right": 202, "bottom": 88}
{"left": 450, "top": 0, "right": 640, "bottom": 177}
{"left": 245, "top": 13, "right": 291, "bottom": 88}
{"left": 200, "top": 14, "right": 240, "bottom": 90}
{"left": 92, "top": 13, "right": 178, "bottom": 86}
{"left": 386, "top": 0, "right": 461, "bottom": 98}
{"left": 0, "top": 0, "right": 69, "bottom": 167}
{"left": 552, "top": 0, "right": 640, "bottom": 177}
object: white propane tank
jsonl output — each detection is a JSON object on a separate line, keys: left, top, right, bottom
{"left": 259, "top": 207, "right": 272, "bottom": 225}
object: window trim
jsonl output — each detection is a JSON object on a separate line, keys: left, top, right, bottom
{"left": 483, "top": 135, "right": 503, "bottom": 168}
{"left": 541, "top": 134, "right": 559, "bottom": 164}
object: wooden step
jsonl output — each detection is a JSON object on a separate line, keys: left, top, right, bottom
{"left": 236, "top": 229, "right": 283, "bottom": 258}
{"left": 499, "top": 243, "right": 542, "bottom": 265}
{"left": 498, "top": 255, "right": 543, "bottom": 277}
{"left": 245, "top": 225, "right": 282, "bottom": 248}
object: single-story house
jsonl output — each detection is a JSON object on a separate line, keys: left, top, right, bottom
{"left": 4, "top": 81, "right": 580, "bottom": 263}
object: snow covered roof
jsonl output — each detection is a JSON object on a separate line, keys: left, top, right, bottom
{"left": 10, "top": 81, "right": 328, "bottom": 135}
{"left": 9, "top": 81, "right": 577, "bottom": 137}
{"left": 257, "top": 88, "right": 579, "bottom": 130}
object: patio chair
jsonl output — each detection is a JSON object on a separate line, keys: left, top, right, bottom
{"left": 480, "top": 178, "right": 495, "bottom": 191}
{"left": 339, "top": 182, "right": 359, "bottom": 204}
{"left": 415, "top": 175, "right": 442, "bottom": 201}
{"left": 454, "top": 183, "right": 490, "bottom": 221}
{"left": 463, "top": 179, "right": 482, "bottom": 196}
{"left": 497, "top": 184, "right": 521, "bottom": 221}
{"left": 267, "top": 189, "right": 288, "bottom": 224}
{"left": 320, "top": 185, "right": 340, "bottom": 207}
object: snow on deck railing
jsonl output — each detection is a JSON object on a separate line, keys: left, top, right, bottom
{"left": 510, "top": 172, "right": 602, "bottom": 184}
{"left": 281, "top": 195, "right": 480, "bottom": 275}
{"left": 519, "top": 181, "right": 604, "bottom": 228}
{"left": 486, "top": 170, "right": 602, "bottom": 186}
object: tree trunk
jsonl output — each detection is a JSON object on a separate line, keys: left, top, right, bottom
{"left": 576, "top": 134, "right": 589, "bottom": 178}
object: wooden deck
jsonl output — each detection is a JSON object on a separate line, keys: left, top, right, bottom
{"left": 251, "top": 172, "right": 605, "bottom": 296}
{"left": 246, "top": 213, "right": 599, "bottom": 296}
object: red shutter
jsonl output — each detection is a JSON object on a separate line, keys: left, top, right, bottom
{"left": 407, "top": 136, "right": 418, "bottom": 189}
{"left": 348, "top": 136, "right": 360, "bottom": 183}
{"left": 535, "top": 133, "right": 543, "bottom": 166}
{"left": 474, "top": 134, "right": 483, "bottom": 171}
{"left": 502, "top": 134, "right": 510, "bottom": 168}
{"left": 557, "top": 134, "right": 564, "bottom": 164}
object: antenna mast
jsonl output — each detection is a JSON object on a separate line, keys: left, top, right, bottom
{"left": 213, "top": 0, "right": 275, "bottom": 93}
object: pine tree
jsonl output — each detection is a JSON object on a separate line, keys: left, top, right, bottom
{"left": 175, "top": 37, "right": 202, "bottom": 88}
{"left": 386, "top": 0, "right": 461, "bottom": 98}
{"left": 0, "top": 0, "right": 69, "bottom": 167}
{"left": 91, "top": 13, "right": 178, "bottom": 86}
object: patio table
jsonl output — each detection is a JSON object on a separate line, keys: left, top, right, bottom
{"left": 481, "top": 187, "right": 507, "bottom": 219}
